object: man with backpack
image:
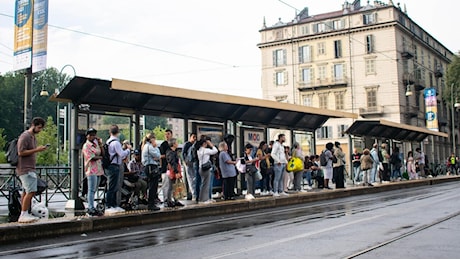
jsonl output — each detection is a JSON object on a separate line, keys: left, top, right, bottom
{"left": 104, "top": 125, "right": 131, "bottom": 215}
{"left": 182, "top": 133, "right": 197, "bottom": 200}
{"left": 16, "top": 117, "right": 48, "bottom": 223}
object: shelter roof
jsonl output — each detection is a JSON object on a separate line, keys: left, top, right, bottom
{"left": 345, "top": 119, "right": 448, "bottom": 142}
{"left": 53, "top": 76, "right": 358, "bottom": 131}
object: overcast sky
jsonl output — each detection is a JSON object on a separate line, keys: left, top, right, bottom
{"left": 0, "top": 0, "right": 458, "bottom": 98}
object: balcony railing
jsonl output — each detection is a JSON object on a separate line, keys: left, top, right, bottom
{"left": 298, "top": 77, "right": 348, "bottom": 91}
{"left": 359, "top": 106, "right": 384, "bottom": 117}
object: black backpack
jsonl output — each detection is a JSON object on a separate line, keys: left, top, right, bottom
{"left": 5, "top": 138, "right": 19, "bottom": 166}
{"left": 378, "top": 150, "right": 384, "bottom": 162}
{"left": 320, "top": 150, "right": 328, "bottom": 166}
{"left": 8, "top": 186, "right": 21, "bottom": 222}
{"left": 102, "top": 139, "right": 117, "bottom": 169}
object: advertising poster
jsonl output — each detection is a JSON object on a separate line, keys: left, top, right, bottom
{"left": 32, "top": 0, "right": 48, "bottom": 73}
{"left": 242, "top": 128, "right": 265, "bottom": 148}
{"left": 13, "top": 0, "right": 33, "bottom": 71}
{"left": 195, "top": 123, "right": 223, "bottom": 145}
{"left": 424, "top": 87, "right": 439, "bottom": 131}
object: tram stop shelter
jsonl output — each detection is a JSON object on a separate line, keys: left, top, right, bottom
{"left": 52, "top": 76, "right": 358, "bottom": 209}
{"left": 345, "top": 119, "right": 448, "bottom": 143}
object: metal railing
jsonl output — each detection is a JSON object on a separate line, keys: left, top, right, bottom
{"left": 0, "top": 165, "right": 73, "bottom": 207}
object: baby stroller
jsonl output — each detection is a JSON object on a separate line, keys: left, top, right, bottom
{"left": 80, "top": 175, "right": 107, "bottom": 213}
{"left": 120, "top": 176, "right": 140, "bottom": 210}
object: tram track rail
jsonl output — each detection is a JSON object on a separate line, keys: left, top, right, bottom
{"left": 0, "top": 184, "right": 458, "bottom": 258}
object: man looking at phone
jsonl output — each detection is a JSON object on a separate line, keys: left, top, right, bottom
{"left": 16, "top": 117, "right": 48, "bottom": 223}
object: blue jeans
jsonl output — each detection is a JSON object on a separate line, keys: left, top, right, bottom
{"left": 273, "top": 163, "right": 285, "bottom": 193}
{"left": 106, "top": 164, "right": 120, "bottom": 208}
{"left": 303, "top": 170, "right": 312, "bottom": 186}
{"left": 87, "top": 175, "right": 99, "bottom": 210}
{"left": 370, "top": 164, "right": 378, "bottom": 183}
{"left": 194, "top": 163, "right": 201, "bottom": 201}
{"left": 391, "top": 165, "right": 401, "bottom": 179}
{"left": 353, "top": 166, "right": 361, "bottom": 182}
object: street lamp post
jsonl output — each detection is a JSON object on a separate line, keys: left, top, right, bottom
{"left": 451, "top": 83, "right": 460, "bottom": 154}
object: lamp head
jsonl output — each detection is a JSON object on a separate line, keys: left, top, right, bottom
{"left": 40, "top": 88, "right": 49, "bottom": 97}
{"left": 405, "top": 85, "right": 413, "bottom": 96}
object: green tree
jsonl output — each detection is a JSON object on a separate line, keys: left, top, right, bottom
{"left": 0, "top": 128, "right": 7, "bottom": 163}
{"left": 446, "top": 53, "right": 460, "bottom": 105}
{"left": 145, "top": 116, "right": 169, "bottom": 130}
{"left": 153, "top": 126, "right": 166, "bottom": 141}
{"left": 35, "top": 117, "right": 58, "bottom": 166}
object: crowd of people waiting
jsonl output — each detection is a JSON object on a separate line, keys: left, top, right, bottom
{"left": 81, "top": 124, "right": 444, "bottom": 217}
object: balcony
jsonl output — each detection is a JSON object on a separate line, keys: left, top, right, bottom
{"left": 298, "top": 77, "right": 348, "bottom": 91}
{"left": 359, "top": 106, "right": 384, "bottom": 117}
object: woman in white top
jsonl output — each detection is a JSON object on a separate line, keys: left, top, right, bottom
{"left": 197, "top": 137, "right": 218, "bottom": 203}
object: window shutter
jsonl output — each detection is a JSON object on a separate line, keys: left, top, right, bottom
{"left": 298, "top": 46, "right": 303, "bottom": 63}
{"left": 313, "top": 24, "right": 318, "bottom": 33}
{"left": 308, "top": 45, "right": 312, "bottom": 62}
{"left": 310, "top": 68, "right": 314, "bottom": 82}
{"left": 273, "top": 50, "right": 277, "bottom": 66}
{"left": 328, "top": 126, "right": 333, "bottom": 138}
{"left": 282, "top": 49, "right": 287, "bottom": 65}
{"left": 283, "top": 71, "right": 288, "bottom": 84}
{"left": 273, "top": 72, "right": 277, "bottom": 85}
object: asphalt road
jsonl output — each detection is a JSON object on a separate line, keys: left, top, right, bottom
{"left": 1, "top": 182, "right": 459, "bottom": 259}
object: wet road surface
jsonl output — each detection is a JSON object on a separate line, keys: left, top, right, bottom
{"left": 0, "top": 182, "right": 459, "bottom": 258}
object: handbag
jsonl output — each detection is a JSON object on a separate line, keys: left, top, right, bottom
{"left": 236, "top": 159, "right": 246, "bottom": 174}
{"left": 286, "top": 157, "right": 304, "bottom": 172}
{"left": 255, "top": 170, "right": 262, "bottom": 181}
{"left": 246, "top": 164, "right": 258, "bottom": 175}
{"left": 201, "top": 161, "right": 212, "bottom": 171}
{"left": 172, "top": 178, "right": 187, "bottom": 200}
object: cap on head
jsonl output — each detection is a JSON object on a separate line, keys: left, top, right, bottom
{"left": 133, "top": 149, "right": 140, "bottom": 155}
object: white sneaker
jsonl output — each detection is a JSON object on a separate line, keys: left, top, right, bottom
{"left": 260, "top": 191, "right": 269, "bottom": 196}
{"left": 306, "top": 186, "right": 313, "bottom": 191}
{"left": 104, "top": 207, "right": 118, "bottom": 216}
{"left": 281, "top": 192, "right": 289, "bottom": 196}
{"left": 299, "top": 189, "right": 308, "bottom": 193}
{"left": 268, "top": 191, "right": 274, "bottom": 195}
{"left": 273, "top": 192, "right": 280, "bottom": 197}
{"left": 114, "top": 207, "right": 125, "bottom": 213}
{"left": 18, "top": 213, "right": 39, "bottom": 223}
{"left": 245, "top": 194, "right": 255, "bottom": 200}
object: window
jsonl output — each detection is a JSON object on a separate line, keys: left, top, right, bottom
{"left": 366, "top": 89, "right": 377, "bottom": 108}
{"left": 317, "top": 42, "right": 326, "bottom": 55}
{"left": 335, "top": 92, "right": 344, "bottom": 110}
{"left": 413, "top": 45, "right": 418, "bottom": 63}
{"left": 334, "top": 40, "right": 342, "bottom": 58}
{"left": 298, "top": 45, "right": 312, "bottom": 63}
{"left": 300, "top": 25, "right": 309, "bottom": 35}
{"left": 333, "top": 19, "right": 344, "bottom": 30}
{"left": 301, "top": 68, "right": 314, "bottom": 83}
{"left": 318, "top": 65, "right": 327, "bottom": 80}
{"left": 365, "top": 59, "right": 376, "bottom": 75}
{"left": 273, "top": 49, "right": 286, "bottom": 67}
{"left": 363, "top": 13, "right": 376, "bottom": 25}
{"left": 366, "top": 35, "right": 374, "bottom": 53}
{"left": 275, "top": 71, "right": 287, "bottom": 85}
{"left": 333, "top": 64, "right": 344, "bottom": 81}
{"left": 302, "top": 95, "right": 312, "bottom": 106}
{"left": 337, "top": 124, "right": 348, "bottom": 138}
{"left": 319, "top": 93, "right": 328, "bottom": 109}
{"left": 313, "top": 23, "right": 326, "bottom": 33}
{"left": 316, "top": 126, "right": 333, "bottom": 139}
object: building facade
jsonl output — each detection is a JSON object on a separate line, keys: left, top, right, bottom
{"left": 258, "top": 0, "right": 454, "bottom": 164}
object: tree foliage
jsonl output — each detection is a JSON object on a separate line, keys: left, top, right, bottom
{"left": 445, "top": 53, "right": 460, "bottom": 105}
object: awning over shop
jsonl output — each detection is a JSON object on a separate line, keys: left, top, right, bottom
{"left": 345, "top": 119, "right": 448, "bottom": 142}
{"left": 53, "top": 77, "right": 358, "bottom": 131}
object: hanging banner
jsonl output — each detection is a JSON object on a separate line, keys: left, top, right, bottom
{"left": 32, "top": 0, "right": 48, "bottom": 73}
{"left": 13, "top": 0, "right": 33, "bottom": 71}
{"left": 424, "top": 87, "right": 439, "bottom": 131}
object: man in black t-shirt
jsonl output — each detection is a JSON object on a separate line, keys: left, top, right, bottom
{"left": 159, "top": 129, "right": 173, "bottom": 202}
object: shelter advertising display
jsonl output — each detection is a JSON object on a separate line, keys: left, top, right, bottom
{"left": 13, "top": 0, "right": 33, "bottom": 71}
{"left": 194, "top": 123, "right": 223, "bottom": 145}
{"left": 424, "top": 87, "right": 438, "bottom": 131}
{"left": 32, "top": 0, "right": 49, "bottom": 73}
{"left": 242, "top": 128, "right": 265, "bottom": 148}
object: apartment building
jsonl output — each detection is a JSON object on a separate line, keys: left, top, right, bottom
{"left": 258, "top": 0, "right": 454, "bottom": 162}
